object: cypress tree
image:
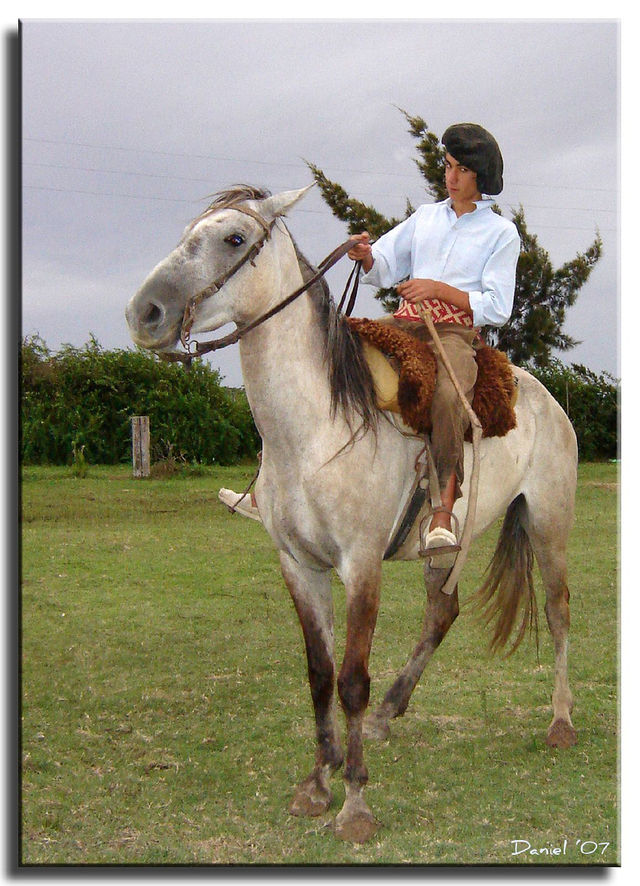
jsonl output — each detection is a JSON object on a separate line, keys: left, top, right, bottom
{"left": 308, "top": 109, "right": 602, "bottom": 367}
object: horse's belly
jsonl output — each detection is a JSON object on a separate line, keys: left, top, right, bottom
{"left": 389, "top": 408, "right": 535, "bottom": 560}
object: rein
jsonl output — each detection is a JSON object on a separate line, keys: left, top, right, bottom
{"left": 160, "top": 204, "right": 360, "bottom": 365}
{"left": 158, "top": 199, "right": 482, "bottom": 594}
{"left": 155, "top": 201, "right": 477, "bottom": 588}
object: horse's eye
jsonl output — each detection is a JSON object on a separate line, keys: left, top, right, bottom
{"left": 224, "top": 233, "right": 245, "bottom": 247}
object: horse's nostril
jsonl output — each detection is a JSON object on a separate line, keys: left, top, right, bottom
{"left": 142, "top": 302, "right": 163, "bottom": 326}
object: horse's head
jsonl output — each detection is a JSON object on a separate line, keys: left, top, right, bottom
{"left": 125, "top": 185, "right": 312, "bottom": 353}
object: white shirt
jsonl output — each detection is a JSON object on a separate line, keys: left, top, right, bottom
{"left": 360, "top": 197, "right": 521, "bottom": 328}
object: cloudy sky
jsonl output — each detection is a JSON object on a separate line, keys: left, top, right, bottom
{"left": 21, "top": 16, "right": 619, "bottom": 388}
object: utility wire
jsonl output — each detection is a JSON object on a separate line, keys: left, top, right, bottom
{"left": 23, "top": 161, "right": 616, "bottom": 215}
{"left": 23, "top": 135, "right": 617, "bottom": 195}
{"left": 22, "top": 184, "right": 615, "bottom": 234}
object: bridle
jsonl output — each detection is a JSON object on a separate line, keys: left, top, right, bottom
{"left": 179, "top": 205, "right": 277, "bottom": 351}
{"left": 161, "top": 203, "right": 360, "bottom": 365}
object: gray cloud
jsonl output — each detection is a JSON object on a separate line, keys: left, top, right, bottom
{"left": 22, "top": 19, "right": 618, "bottom": 386}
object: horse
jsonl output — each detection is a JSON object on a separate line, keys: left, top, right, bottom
{"left": 125, "top": 184, "right": 578, "bottom": 844}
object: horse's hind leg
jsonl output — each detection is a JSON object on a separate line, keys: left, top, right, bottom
{"left": 280, "top": 553, "right": 344, "bottom": 817}
{"left": 523, "top": 511, "right": 577, "bottom": 748}
{"left": 364, "top": 565, "right": 459, "bottom": 741}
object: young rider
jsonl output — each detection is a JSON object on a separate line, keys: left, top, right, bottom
{"left": 220, "top": 123, "right": 520, "bottom": 563}
{"left": 347, "top": 123, "right": 520, "bottom": 561}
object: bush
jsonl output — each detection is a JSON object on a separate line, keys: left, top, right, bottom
{"left": 20, "top": 337, "right": 619, "bottom": 466}
{"left": 20, "top": 335, "right": 260, "bottom": 466}
{"left": 527, "top": 360, "right": 619, "bottom": 461}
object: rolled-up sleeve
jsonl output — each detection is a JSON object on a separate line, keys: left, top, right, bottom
{"left": 360, "top": 213, "right": 418, "bottom": 289}
{"left": 467, "top": 229, "right": 521, "bottom": 328}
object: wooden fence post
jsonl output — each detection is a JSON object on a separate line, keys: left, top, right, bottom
{"left": 131, "top": 416, "right": 150, "bottom": 478}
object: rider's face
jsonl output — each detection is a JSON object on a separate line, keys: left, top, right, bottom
{"left": 444, "top": 153, "right": 482, "bottom": 205}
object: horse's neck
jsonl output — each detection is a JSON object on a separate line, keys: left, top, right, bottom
{"left": 239, "top": 260, "right": 332, "bottom": 451}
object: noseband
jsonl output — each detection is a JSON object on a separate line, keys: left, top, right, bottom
{"left": 161, "top": 203, "right": 359, "bottom": 365}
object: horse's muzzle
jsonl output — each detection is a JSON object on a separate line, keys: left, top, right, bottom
{"left": 125, "top": 287, "right": 182, "bottom": 351}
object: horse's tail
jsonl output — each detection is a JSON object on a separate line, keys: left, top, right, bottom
{"left": 472, "top": 493, "right": 539, "bottom": 655}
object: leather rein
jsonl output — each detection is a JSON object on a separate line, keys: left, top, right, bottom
{"left": 157, "top": 202, "right": 478, "bottom": 586}
{"left": 159, "top": 204, "right": 360, "bottom": 365}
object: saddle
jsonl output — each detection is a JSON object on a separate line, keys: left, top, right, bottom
{"left": 347, "top": 317, "right": 517, "bottom": 439}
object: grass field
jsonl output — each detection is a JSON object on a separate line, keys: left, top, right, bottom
{"left": 20, "top": 462, "right": 619, "bottom": 866}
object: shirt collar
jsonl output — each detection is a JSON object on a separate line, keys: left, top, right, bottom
{"left": 444, "top": 196, "right": 495, "bottom": 212}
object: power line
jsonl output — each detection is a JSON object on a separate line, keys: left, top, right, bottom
{"left": 23, "top": 184, "right": 198, "bottom": 205}
{"left": 22, "top": 183, "right": 616, "bottom": 234}
{"left": 24, "top": 135, "right": 367, "bottom": 177}
{"left": 21, "top": 183, "right": 336, "bottom": 217}
{"left": 23, "top": 162, "right": 617, "bottom": 212}
{"left": 20, "top": 160, "right": 424, "bottom": 203}
{"left": 24, "top": 160, "right": 215, "bottom": 186}
{"left": 23, "top": 160, "right": 617, "bottom": 214}
{"left": 24, "top": 134, "right": 617, "bottom": 195}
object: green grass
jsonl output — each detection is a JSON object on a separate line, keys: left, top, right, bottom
{"left": 20, "top": 462, "right": 618, "bottom": 865}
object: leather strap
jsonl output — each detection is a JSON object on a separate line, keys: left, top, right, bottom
{"left": 163, "top": 237, "right": 358, "bottom": 363}
{"left": 181, "top": 208, "right": 277, "bottom": 346}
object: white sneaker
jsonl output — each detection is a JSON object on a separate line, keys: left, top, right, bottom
{"left": 421, "top": 526, "right": 460, "bottom": 569}
{"left": 218, "top": 488, "right": 262, "bottom": 522}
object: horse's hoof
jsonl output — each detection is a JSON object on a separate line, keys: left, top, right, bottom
{"left": 290, "top": 776, "right": 332, "bottom": 817}
{"left": 334, "top": 810, "right": 381, "bottom": 844}
{"left": 363, "top": 711, "right": 391, "bottom": 741}
{"left": 546, "top": 718, "right": 577, "bottom": 748}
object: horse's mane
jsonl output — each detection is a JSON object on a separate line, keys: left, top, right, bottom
{"left": 197, "top": 185, "right": 379, "bottom": 438}
{"left": 186, "top": 185, "right": 272, "bottom": 231}
{"left": 203, "top": 184, "right": 270, "bottom": 212}
{"left": 289, "top": 238, "right": 379, "bottom": 440}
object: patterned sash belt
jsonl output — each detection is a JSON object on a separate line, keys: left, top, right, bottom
{"left": 394, "top": 297, "right": 473, "bottom": 328}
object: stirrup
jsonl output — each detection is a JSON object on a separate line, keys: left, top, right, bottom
{"left": 419, "top": 507, "right": 461, "bottom": 560}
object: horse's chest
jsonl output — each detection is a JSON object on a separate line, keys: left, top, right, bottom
{"left": 269, "top": 510, "right": 336, "bottom": 569}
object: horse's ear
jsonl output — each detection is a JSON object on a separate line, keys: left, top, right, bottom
{"left": 260, "top": 184, "right": 314, "bottom": 220}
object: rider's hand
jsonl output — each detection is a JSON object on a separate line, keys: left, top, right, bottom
{"left": 396, "top": 278, "right": 440, "bottom": 303}
{"left": 348, "top": 232, "right": 374, "bottom": 272}
{"left": 396, "top": 278, "right": 472, "bottom": 316}
{"left": 347, "top": 232, "right": 372, "bottom": 262}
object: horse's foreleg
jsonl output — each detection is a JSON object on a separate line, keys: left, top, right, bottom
{"left": 334, "top": 565, "right": 381, "bottom": 843}
{"left": 364, "top": 565, "right": 459, "bottom": 740}
{"left": 280, "top": 553, "right": 344, "bottom": 817}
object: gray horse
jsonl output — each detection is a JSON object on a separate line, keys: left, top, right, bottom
{"left": 126, "top": 185, "right": 578, "bottom": 843}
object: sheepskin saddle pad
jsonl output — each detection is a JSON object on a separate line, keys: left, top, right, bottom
{"left": 347, "top": 317, "right": 517, "bottom": 439}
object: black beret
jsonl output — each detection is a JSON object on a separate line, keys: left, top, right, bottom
{"left": 441, "top": 123, "right": 504, "bottom": 195}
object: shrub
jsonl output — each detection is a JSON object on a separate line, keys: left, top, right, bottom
{"left": 20, "top": 335, "right": 260, "bottom": 466}
{"left": 20, "top": 337, "right": 619, "bottom": 466}
{"left": 526, "top": 360, "right": 619, "bottom": 461}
